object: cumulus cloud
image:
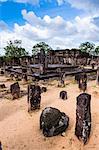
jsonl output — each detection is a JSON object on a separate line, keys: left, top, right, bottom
{"left": 0, "top": 9, "right": 99, "bottom": 55}
{"left": 56, "top": 0, "right": 99, "bottom": 15}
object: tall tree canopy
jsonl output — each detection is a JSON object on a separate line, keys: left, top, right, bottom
{"left": 94, "top": 46, "right": 99, "bottom": 56}
{"left": 32, "top": 42, "right": 52, "bottom": 55}
{"left": 79, "top": 42, "right": 95, "bottom": 54}
{"left": 4, "top": 40, "right": 28, "bottom": 58}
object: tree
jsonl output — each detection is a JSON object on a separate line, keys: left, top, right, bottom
{"left": 79, "top": 42, "right": 95, "bottom": 54}
{"left": 4, "top": 40, "right": 28, "bottom": 58}
{"left": 94, "top": 46, "right": 99, "bottom": 56}
{"left": 32, "top": 42, "right": 52, "bottom": 55}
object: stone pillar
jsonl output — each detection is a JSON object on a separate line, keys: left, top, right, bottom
{"left": 96, "top": 66, "right": 99, "bottom": 86}
{"left": 39, "top": 48, "right": 48, "bottom": 74}
{"left": 10, "top": 82, "right": 20, "bottom": 100}
{"left": 78, "top": 73, "right": 87, "bottom": 92}
{"left": 27, "top": 84, "right": 41, "bottom": 111}
{"left": 75, "top": 93, "right": 91, "bottom": 144}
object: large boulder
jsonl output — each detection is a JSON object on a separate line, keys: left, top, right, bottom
{"left": 40, "top": 107, "right": 69, "bottom": 137}
{"left": 75, "top": 93, "right": 91, "bottom": 144}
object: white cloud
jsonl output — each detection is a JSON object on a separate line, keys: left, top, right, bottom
{"left": 56, "top": 0, "right": 99, "bottom": 15}
{"left": 0, "top": 20, "right": 8, "bottom": 30}
{"left": 0, "top": 0, "right": 39, "bottom": 5}
{"left": 14, "top": 0, "right": 39, "bottom": 5}
{"left": 0, "top": 9, "right": 99, "bottom": 55}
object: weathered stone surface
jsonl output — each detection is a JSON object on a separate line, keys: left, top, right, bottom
{"left": 78, "top": 73, "right": 87, "bottom": 92}
{"left": 60, "top": 91, "right": 67, "bottom": 100}
{"left": 41, "top": 87, "right": 47, "bottom": 93}
{"left": 0, "top": 84, "right": 6, "bottom": 89}
{"left": 10, "top": 82, "right": 20, "bottom": 100}
{"left": 0, "top": 141, "right": 2, "bottom": 150}
{"left": 27, "top": 84, "right": 41, "bottom": 111}
{"left": 0, "top": 69, "right": 4, "bottom": 75}
{"left": 75, "top": 74, "right": 81, "bottom": 84}
{"left": 22, "top": 74, "right": 28, "bottom": 82}
{"left": 96, "top": 66, "right": 99, "bottom": 86}
{"left": 10, "top": 73, "right": 14, "bottom": 80}
{"left": 40, "top": 107, "right": 69, "bottom": 137}
{"left": 75, "top": 93, "right": 91, "bottom": 144}
{"left": 39, "top": 49, "right": 46, "bottom": 74}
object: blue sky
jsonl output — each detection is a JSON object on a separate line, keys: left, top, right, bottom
{"left": 0, "top": 0, "right": 99, "bottom": 55}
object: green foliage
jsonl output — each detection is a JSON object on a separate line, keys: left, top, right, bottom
{"left": 4, "top": 40, "right": 28, "bottom": 58}
{"left": 79, "top": 42, "right": 95, "bottom": 54}
{"left": 32, "top": 42, "right": 52, "bottom": 55}
{"left": 95, "top": 46, "right": 99, "bottom": 56}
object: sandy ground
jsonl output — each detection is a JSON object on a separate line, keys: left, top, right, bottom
{"left": 0, "top": 75, "right": 99, "bottom": 150}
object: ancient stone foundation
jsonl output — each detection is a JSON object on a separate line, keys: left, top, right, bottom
{"left": 27, "top": 84, "right": 41, "bottom": 111}
{"left": 10, "top": 82, "right": 20, "bottom": 100}
{"left": 40, "top": 107, "right": 69, "bottom": 137}
{"left": 75, "top": 93, "right": 91, "bottom": 144}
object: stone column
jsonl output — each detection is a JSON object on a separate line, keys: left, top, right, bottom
{"left": 75, "top": 93, "right": 91, "bottom": 144}
{"left": 27, "top": 84, "right": 41, "bottom": 111}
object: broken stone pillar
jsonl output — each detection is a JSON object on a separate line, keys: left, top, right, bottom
{"left": 0, "top": 68, "right": 4, "bottom": 75}
{"left": 40, "top": 107, "right": 69, "bottom": 137}
{"left": 22, "top": 74, "right": 28, "bottom": 82}
{"left": 91, "top": 63, "right": 95, "bottom": 69}
{"left": 75, "top": 74, "right": 81, "bottom": 84}
{"left": 0, "top": 141, "right": 2, "bottom": 150}
{"left": 22, "top": 68, "right": 27, "bottom": 73}
{"left": 78, "top": 73, "right": 87, "bottom": 92}
{"left": 39, "top": 48, "right": 47, "bottom": 74}
{"left": 75, "top": 93, "right": 91, "bottom": 144}
{"left": 41, "top": 87, "right": 47, "bottom": 93}
{"left": 27, "top": 84, "right": 41, "bottom": 111}
{"left": 10, "top": 73, "right": 14, "bottom": 80}
{"left": 96, "top": 66, "right": 99, "bottom": 86}
{"left": 59, "top": 91, "right": 67, "bottom": 100}
{"left": 0, "top": 84, "right": 6, "bottom": 89}
{"left": 10, "top": 82, "right": 20, "bottom": 100}
{"left": 58, "top": 73, "right": 65, "bottom": 87}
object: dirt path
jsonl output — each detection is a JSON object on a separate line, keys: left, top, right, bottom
{"left": 0, "top": 76, "right": 99, "bottom": 150}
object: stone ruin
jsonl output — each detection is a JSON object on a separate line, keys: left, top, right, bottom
{"left": 75, "top": 93, "right": 91, "bottom": 144}
{"left": 0, "top": 141, "right": 2, "bottom": 150}
{"left": 41, "top": 87, "right": 47, "bottom": 93}
{"left": 27, "top": 84, "right": 41, "bottom": 111}
{"left": 10, "top": 73, "right": 14, "bottom": 80}
{"left": 59, "top": 91, "right": 67, "bottom": 100}
{"left": 39, "top": 48, "right": 47, "bottom": 74}
{"left": 10, "top": 82, "right": 20, "bottom": 100}
{"left": 0, "top": 68, "right": 4, "bottom": 75}
{"left": 96, "top": 66, "right": 99, "bottom": 86}
{"left": 22, "top": 74, "right": 28, "bottom": 82}
{"left": 40, "top": 107, "right": 69, "bottom": 137}
{"left": 0, "top": 84, "right": 6, "bottom": 89}
{"left": 76, "top": 72, "right": 87, "bottom": 92}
